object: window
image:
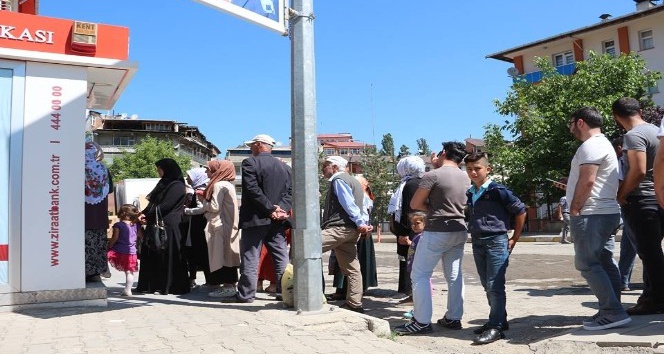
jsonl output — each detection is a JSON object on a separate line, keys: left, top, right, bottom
{"left": 553, "top": 51, "right": 574, "bottom": 67}
{"left": 144, "top": 123, "right": 169, "bottom": 131}
{"left": 113, "top": 136, "right": 135, "bottom": 146}
{"left": 602, "top": 40, "right": 616, "bottom": 57}
{"left": 639, "top": 30, "right": 654, "bottom": 51}
{"left": 350, "top": 148, "right": 361, "bottom": 155}
{"left": 323, "top": 148, "right": 335, "bottom": 155}
{"left": 338, "top": 149, "right": 348, "bottom": 155}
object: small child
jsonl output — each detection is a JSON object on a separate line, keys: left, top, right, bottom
{"left": 406, "top": 211, "right": 426, "bottom": 274}
{"left": 107, "top": 204, "right": 143, "bottom": 296}
{"left": 464, "top": 152, "right": 526, "bottom": 345}
{"left": 403, "top": 211, "right": 431, "bottom": 319}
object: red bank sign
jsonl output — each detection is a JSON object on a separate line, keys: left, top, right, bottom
{"left": 0, "top": 24, "right": 55, "bottom": 44}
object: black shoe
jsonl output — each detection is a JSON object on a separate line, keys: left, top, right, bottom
{"left": 221, "top": 294, "right": 254, "bottom": 303}
{"left": 473, "top": 321, "right": 509, "bottom": 334}
{"left": 473, "top": 328, "right": 504, "bottom": 345}
{"left": 275, "top": 294, "right": 283, "bottom": 301}
{"left": 325, "top": 293, "right": 346, "bottom": 301}
{"left": 626, "top": 298, "right": 664, "bottom": 315}
{"left": 394, "top": 319, "right": 433, "bottom": 335}
{"left": 339, "top": 302, "right": 364, "bottom": 313}
{"left": 436, "top": 316, "right": 462, "bottom": 330}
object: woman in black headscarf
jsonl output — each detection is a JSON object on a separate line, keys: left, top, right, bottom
{"left": 136, "top": 158, "right": 190, "bottom": 295}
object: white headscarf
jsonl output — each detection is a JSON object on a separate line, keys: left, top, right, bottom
{"left": 187, "top": 167, "right": 209, "bottom": 190}
{"left": 387, "top": 156, "right": 425, "bottom": 222}
{"left": 84, "top": 142, "right": 110, "bottom": 205}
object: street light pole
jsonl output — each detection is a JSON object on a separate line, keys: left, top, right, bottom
{"left": 290, "top": 0, "right": 322, "bottom": 312}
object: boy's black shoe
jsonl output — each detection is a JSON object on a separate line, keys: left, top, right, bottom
{"left": 473, "top": 321, "right": 509, "bottom": 334}
{"left": 473, "top": 328, "right": 504, "bottom": 345}
{"left": 436, "top": 316, "right": 462, "bottom": 330}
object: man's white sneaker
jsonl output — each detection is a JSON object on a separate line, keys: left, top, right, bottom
{"left": 582, "top": 315, "right": 631, "bottom": 331}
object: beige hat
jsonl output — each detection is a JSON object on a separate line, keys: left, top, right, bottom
{"left": 244, "top": 134, "right": 276, "bottom": 147}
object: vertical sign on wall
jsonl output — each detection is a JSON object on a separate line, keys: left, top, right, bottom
{"left": 22, "top": 63, "right": 86, "bottom": 291}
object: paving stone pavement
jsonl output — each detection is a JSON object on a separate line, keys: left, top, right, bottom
{"left": 0, "top": 236, "right": 662, "bottom": 353}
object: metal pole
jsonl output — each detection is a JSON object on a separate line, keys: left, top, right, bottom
{"left": 290, "top": 0, "right": 322, "bottom": 312}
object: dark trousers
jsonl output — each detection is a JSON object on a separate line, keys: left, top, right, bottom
{"left": 237, "top": 223, "right": 289, "bottom": 301}
{"left": 623, "top": 195, "right": 664, "bottom": 301}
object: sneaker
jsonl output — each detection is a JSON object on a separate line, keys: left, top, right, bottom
{"left": 209, "top": 287, "right": 237, "bottom": 298}
{"left": 402, "top": 310, "right": 414, "bottom": 319}
{"left": 120, "top": 290, "right": 132, "bottom": 296}
{"left": 582, "top": 312, "right": 600, "bottom": 326}
{"left": 436, "top": 316, "right": 462, "bottom": 330}
{"left": 394, "top": 319, "right": 433, "bottom": 335}
{"left": 582, "top": 315, "right": 631, "bottom": 331}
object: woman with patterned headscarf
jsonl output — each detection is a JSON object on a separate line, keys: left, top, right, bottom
{"left": 181, "top": 167, "right": 214, "bottom": 288}
{"left": 200, "top": 160, "right": 242, "bottom": 298}
{"left": 84, "top": 142, "right": 112, "bottom": 282}
{"left": 387, "top": 156, "right": 426, "bottom": 299}
{"left": 136, "top": 158, "right": 190, "bottom": 295}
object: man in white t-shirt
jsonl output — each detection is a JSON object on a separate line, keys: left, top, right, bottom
{"left": 567, "top": 106, "right": 630, "bottom": 331}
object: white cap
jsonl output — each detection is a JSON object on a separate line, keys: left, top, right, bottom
{"left": 325, "top": 156, "right": 348, "bottom": 169}
{"left": 244, "top": 134, "right": 276, "bottom": 147}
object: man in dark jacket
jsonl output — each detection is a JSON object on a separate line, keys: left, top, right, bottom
{"left": 229, "top": 134, "right": 292, "bottom": 303}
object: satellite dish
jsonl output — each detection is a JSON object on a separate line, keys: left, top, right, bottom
{"left": 507, "top": 67, "right": 520, "bottom": 77}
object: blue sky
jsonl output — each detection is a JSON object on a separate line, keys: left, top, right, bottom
{"left": 42, "top": 1, "right": 638, "bottom": 155}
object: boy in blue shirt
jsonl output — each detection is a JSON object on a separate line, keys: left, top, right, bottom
{"left": 464, "top": 152, "right": 526, "bottom": 345}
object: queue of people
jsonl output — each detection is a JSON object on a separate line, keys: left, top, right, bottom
{"left": 91, "top": 105, "right": 663, "bottom": 347}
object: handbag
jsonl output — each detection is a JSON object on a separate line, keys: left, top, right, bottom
{"left": 150, "top": 206, "right": 168, "bottom": 251}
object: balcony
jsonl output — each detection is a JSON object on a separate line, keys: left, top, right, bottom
{"left": 519, "top": 63, "right": 577, "bottom": 84}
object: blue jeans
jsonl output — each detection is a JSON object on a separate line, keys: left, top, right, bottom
{"left": 617, "top": 212, "right": 637, "bottom": 289}
{"left": 411, "top": 230, "right": 467, "bottom": 324}
{"left": 472, "top": 233, "right": 509, "bottom": 328}
{"left": 571, "top": 213, "right": 625, "bottom": 317}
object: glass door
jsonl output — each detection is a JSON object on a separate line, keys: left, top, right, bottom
{"left": 0, "top": 68, "right": 11, "bottom": 286}
{"left": 0, "top": 60, "right": 24, "bottom": 293}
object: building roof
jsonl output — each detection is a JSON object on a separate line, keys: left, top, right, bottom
{"left": 318, "top": 133, "right": 353, "bottom": 139}
{"left": 322, "top": 141, "right": 371, "bottom": 148}
{"left": 465, "top": 138, "right": 485, "bottom": 147}
{"left": 486, "top": 4, "right": 664, "bottom": 62}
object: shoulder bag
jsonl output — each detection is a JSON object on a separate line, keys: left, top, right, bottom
{"left": 150, "top": 206, "right": 168, "bottom": 252}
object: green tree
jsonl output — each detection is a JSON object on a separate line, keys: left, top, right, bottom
{"left": 380, "top": 133, "right": 395, "bottom": 158}
{"left": 398, "top": 144, "right": 410, "bottom": 158}
{"left": 416, "top": 138, "right": 431, "bottom": 155}
{"left": 360, "top": 146, "right": 398, "bottom": 228}
{"left": 109, "top": 135, "right": 192, "bottom": 180}
{"left": 487, "top": 52, "right": 661, "bottom": 205}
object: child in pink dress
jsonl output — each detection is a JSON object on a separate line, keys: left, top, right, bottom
{"left": 108, "top": 204, "right": 142, "bottom": 296}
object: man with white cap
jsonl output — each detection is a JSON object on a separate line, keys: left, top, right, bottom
{"left": 321, "top": 156, "right": 372, "bottom": 312}
{"left": 225, "top": 134, "right": 292, "bottom": 303}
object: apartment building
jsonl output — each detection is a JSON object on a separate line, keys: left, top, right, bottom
{"left": 89, "top": 112, "right": 221, "bottom": 167}
{"left": 487, "top": 0, "right": 664, "bottom": 105}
